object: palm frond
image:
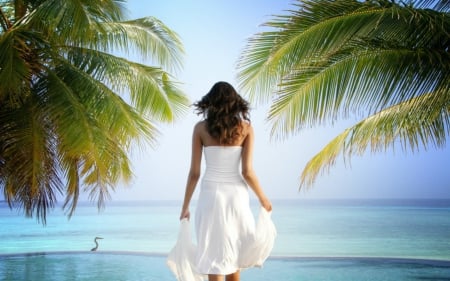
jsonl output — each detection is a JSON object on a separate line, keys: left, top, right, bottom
{"left": 39, "top": 65, "right": 138, "bottom": 214}
{"left": 97, "top": 17, "right": 184, "bottom": 72}
{"left": 237, "top": 0, "right": 385, "bottom": 102}
{"left": 24, "top": 0, "right": 125, "bottom": 43}
{"left": 0, "top": 28, "right": 34, "bottom": 104}
{"left": 25, "top": 2, "right": 183, "bottom": 72}
{"left": 412, "top": 0, "right": 450, "bottom": 11}
{"left": 237, "top": 0, "right": 449, "bottom": 104}
{"left": 0, "top": 96, "right": 62, "bottom": 224}
{"left": 300, "top": 90, "right": 450, "bottom": 188}
{"left": 62, "top": 157, "right": 80, "bottom": 218}
{"left": 268, "top": 48, "right": 450, "bottom": 138}
{"left": 61, "top": 46, "right": 189, "bottom": 121}
{"left": 49, "top": 51, "right": 159, "bottom": 140}
{"left": 41, "top": 48, "right": 186, "bottom": 214}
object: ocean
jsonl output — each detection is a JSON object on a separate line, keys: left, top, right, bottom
{"left": 1, "top": 199, "right": 450, "bottom": 280}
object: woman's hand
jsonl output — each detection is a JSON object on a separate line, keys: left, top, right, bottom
{"left": 260, "top": 197, "right": 272, "bottom": 212}
{"left": 180, "top": 208, "right": 190, "bottom": 220}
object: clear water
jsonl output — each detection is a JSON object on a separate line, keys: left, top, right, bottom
{"left": 1, "top": 253, "right": 450, "bottom": 281}
{"left": 1, "top": 199, "right": 450, "bottom": 280}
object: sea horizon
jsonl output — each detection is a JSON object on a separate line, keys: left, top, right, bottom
{"left": 1, "top": 198, "right": 449, "bottom": 258}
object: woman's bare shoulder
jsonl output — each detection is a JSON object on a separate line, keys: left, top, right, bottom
{"left": 194, "top": 120, "right": 206, "bottom": 131}
{"left": 193, "top": 120, "right": 209, "bottom": 144}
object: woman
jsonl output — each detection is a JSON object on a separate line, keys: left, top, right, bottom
{"left": 176, "top": 81, "right": 275, "bottom": 281}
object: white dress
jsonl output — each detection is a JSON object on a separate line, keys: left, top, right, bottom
{"left": 167, "top": 146, "right": 276, "bottom": 280}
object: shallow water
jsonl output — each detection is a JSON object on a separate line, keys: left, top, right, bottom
{"left": 1, "top": 252, "right": 450, "bottom": 281}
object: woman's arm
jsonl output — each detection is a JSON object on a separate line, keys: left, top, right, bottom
{"left": 241, "top": 124, "right": 272, "bottom": 212}
{"left": 180, "top": 122, "right": 203, "bottom": 220}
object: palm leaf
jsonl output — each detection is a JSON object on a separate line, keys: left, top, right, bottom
{"left": 300, "top": 90, "right": 450, "bottom": 188}
{"left": 97, "top": 17, "right": 184, "bottom": 72}
{"left": 26, "top": 1, "right": 183, "bottom": 71}
{"left": 237, "top": 0, "right": 449, "bottom": 105}
{"left": 237, "top": 0, "right": 385, "bottom": 102}
{"left": 25, "top": 0, "right": 125, "bottom": 43}
{"left": 60, "top": 46, "right": 188, "bottom": 121}
{"left": 41, "top": 66, "right": 138, "bottom": 214}
{"left": 268, "top": 48, "right": 450, "bottom": 138}
{"left": 237, "top": 0, "right": 450, "bottom": 190}
{"left": 0, "top": 28, "right": 36, "bottom": 103}
{"left": 0, "top": 96, "right": 62, "bottom": 224}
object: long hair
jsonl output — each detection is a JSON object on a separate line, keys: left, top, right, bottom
{"left": 194, "top": 81, "right": 250, "bottom": 145}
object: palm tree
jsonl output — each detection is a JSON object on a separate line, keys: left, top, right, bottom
{"left": 237, "top": 0, "right": 449, "bottom": 189}
{"left": 0, "top": 0, "right": 189, "bottom": 223}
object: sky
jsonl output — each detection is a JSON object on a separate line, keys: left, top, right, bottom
{"left": 99, "top": 0, "right": 450, "bottom": 203}
{"left": 1, "top": 0, "right": 444, "bottom": 205}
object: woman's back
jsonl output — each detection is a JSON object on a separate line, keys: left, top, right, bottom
{"left": 203, "top": 146, "right": 243, "bottom": 183}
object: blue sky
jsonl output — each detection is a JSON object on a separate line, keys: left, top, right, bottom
{"left": 2, "top": 0, "right": 443, "bottom": 204}
{"left": 104, "top": 0, "right": 450, "bottom": 202}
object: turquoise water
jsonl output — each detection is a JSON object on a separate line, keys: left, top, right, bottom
{"left": 1, "top": 253, "right": 450, "bottom": 281}
{"left": 1, "top": 199, "right": 450, "bottom": 280}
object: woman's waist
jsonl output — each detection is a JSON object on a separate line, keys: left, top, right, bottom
{"left": 202, "top": 168, "right": 243, "bottom": 182}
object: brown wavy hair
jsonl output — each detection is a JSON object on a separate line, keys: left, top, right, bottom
{"left": 194, "top": 81, "right": 250, "bottom": 145}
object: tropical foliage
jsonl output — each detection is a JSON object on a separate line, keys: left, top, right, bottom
{"left": 237, "top": 0, "right": 449, "bottom": 188}
{"left": 0, "top": 0, "right": 188, "bottom": 223}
